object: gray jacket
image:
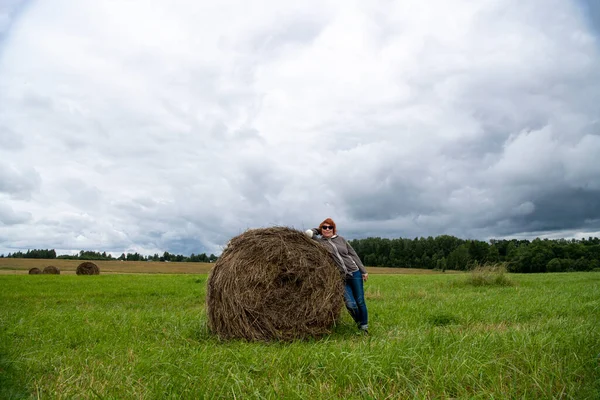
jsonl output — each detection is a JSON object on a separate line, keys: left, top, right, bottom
{"left": 307, "top": 228, "right": 367, "bottom": 276}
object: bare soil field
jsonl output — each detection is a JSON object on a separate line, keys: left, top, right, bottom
{"left": 0, "top": 258, "right": 214, "bottom": 274}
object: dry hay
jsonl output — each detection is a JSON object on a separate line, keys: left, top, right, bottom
{"left": 42, "top": 265, "right": 60, "bottom": 274}
{"left": 28, "top": 267, "right": 42, "bottom": 275}
{"left": 207, "top": 227, "right": 344, "bottom": 341}
{"left": 76, "top": 261, "right": 100, "bottom": 275}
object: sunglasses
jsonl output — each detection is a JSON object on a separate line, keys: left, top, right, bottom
{"left": 321, "top": 225, "right": 334, "bottom": 230}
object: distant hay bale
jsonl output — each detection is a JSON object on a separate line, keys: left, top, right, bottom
{"left": 42, "top": 265, "right": 60, "bottom": 274}
{"left": 28, "top": 267, "right": 42, "bottom": 275}
{"left": 207, "top": 227, "right": 344, "bottom": 341}
{"left": 76, "top": 262, "right": 100, "bottom": 275}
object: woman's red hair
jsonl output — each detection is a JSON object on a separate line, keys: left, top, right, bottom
{"left": 319, "top": 218, "right": 337, "bottom": 235}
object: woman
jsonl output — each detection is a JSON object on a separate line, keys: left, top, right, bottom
{"left": 305, "top": 218, "right": 369, "bottom": 333}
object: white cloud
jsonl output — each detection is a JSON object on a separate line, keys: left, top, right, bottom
{"left": 0, "top": 0, "right": 599, "bottom": 255}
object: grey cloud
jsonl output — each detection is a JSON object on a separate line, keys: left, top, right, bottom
{"left": 0, "top": 14, "right": 8, "bottom": 34}
{"left": 24, "top": 213, "right": 133, "bottom": 253}
{"left": 579, "top": 0, "right": 600, "bottom": 33}
{"left": 110, "top": 203, "right": 225, "bottom": 255}
{"left": 21, "top": 92, "right": 55, "bottom": 110}
{"left": 112, "top": 197, "right": 171, "bottom": 227}
{"left": 0, "top": 203, "right": 30, "bottom": 225}
{"left": 61, "top": 179, "right": 103, "bottom": 210}
{"left": 245, "top": 14, "right": 328, "bottom": 56}
{"left": 0, "top": 0, "right": 26, "bottom": 36}
{"left": 516, "top": 188, "right": 600, "bottom": 232}
{"left": 233, "top": 159, "right": 283, "bottom": 205}
{"left": 0, "top": 124, "right": 24, "bottom": 150}
{"left": 334, "top": 119, "right": 600, "bottom": 239}
{"left": 0, "top": 162, "right": 40, "bottom": 199}
{"left": 342, "top": 174, "right": 434, "bottom": 222}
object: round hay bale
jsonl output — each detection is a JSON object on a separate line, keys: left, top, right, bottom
{"left": 28, "top": 267, "right": 42, "bottom": 275}
{"left": 76, "top": 261, "right": 100, "bottom": 275}
{"left": 207, "top": 227, "right": 344, "bottom": 341}
{"left": 42, "top": 265, "right": 60, "bottom": 274}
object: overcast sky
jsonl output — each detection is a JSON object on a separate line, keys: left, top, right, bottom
{"left": 1, "top": 0, "right": 599, "bottom": 256}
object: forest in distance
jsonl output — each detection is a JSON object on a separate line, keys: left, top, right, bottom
{"left": 348, "top": 235, "right": 600, "bottom": 273}
{"left": 1, "top": 249, "right": 218, "bottom": 263}
{"left": 2, "top": 235, "right": 600, "bottom": 274}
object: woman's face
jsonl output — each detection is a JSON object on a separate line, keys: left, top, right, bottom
{"left": 320, "top": 224, "right": 335, "bottom": 238}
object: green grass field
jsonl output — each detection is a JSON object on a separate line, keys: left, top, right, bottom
{"left": 1, "top": 272, "right": 599, "bottom": 399}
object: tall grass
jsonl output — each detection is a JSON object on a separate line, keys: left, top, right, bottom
{"left": 0, "top": 273, "right": 599, "bottom": 399}
{"left": 464, "top": 263, "right": 514, "bottom": 287}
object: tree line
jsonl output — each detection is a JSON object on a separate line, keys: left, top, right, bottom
{"left": 0, "top": 249, "right": 218, "bottom": 263}
{"left": 3, "top": 235, "right": 600, "bottom": 273}
{"left": 349, "top": 235, "right": 600, "bottom": 273}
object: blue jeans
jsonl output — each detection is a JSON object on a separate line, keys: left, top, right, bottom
{"left": 344, "top": 270, "right": 368, "bottom": 327}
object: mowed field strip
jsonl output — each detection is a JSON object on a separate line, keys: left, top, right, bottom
{"left": 0, "top": 258, "right": 458, "bottom": 275}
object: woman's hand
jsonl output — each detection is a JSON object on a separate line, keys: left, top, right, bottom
{"left": 304, "top": 228, "right": 321, "bottom": 238}
{"left": 362, "top": 273, "right": 368, "bottom": 282}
